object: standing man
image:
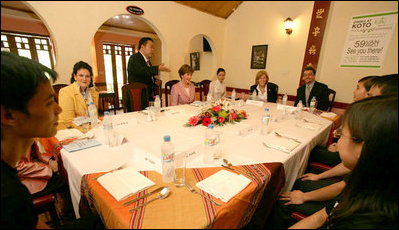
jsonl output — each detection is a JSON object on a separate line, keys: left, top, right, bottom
{"left": 294, "top": 66, "right": 330, "bottom": 111}
{"left": 127, "top": 37, "right": 170, "bottom": 109}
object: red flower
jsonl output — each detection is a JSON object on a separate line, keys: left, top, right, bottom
{"left": 204, "top": 112, "right": 211, "bottom": 117}
{"left": 240, "top": 110, "right": 247, "bottom": 119}
{"left": 218, "top": 116, "right": 225, "bottom": 123}
{"left": 212, "top": 106, "right": 221, "bottom": 113}
{"left": 202, "top": 117, "right": 212, "bottom": 127}
{"left": 188, "top": 116, "right": 199, "bottom": 126}
{"left": 231, "top": 113, "right": 237, "bottom": 120}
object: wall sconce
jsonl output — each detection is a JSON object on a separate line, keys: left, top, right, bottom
{"left": 284, "top": 17, "right": 294, "bottom": 35}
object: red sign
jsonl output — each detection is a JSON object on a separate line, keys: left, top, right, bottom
{"left": 126, "top": 6, "right": 144, "bottom": 15}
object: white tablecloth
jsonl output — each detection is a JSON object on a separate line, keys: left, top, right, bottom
{"left": 60, "top": 103, "right": 332, "bottom": 218}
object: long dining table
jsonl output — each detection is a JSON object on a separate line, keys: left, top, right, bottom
{"left": 43, "top": 101, "right": 334, "bottom": 228}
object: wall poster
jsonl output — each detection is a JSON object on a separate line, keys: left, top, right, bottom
{"left": 340, "top": 11, "right": 397, "bottom": 68}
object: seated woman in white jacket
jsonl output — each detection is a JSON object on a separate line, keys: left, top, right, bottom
{"left": 207, "top": 68, "right": 226, "bottom": 102}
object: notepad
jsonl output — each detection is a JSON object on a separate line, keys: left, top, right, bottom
{"left": 62, "top": 139, "right": 101, "bottom": 152}
{"left": 97, "top": 167, "right": 155, "bottom": 202}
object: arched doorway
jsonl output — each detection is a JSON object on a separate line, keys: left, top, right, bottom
{"left": 185, "top": 34, "right": 217, "bottom": 83}
{"left": 1, "top": 1, "right": 56, "bottom": 70}
{"left": 91, "top": 14, "right": 163, "bottom": 109}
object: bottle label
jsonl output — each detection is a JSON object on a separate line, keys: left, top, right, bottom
{"left": 205, "top": 138, "right": 217, "bottom": 147}
{"left": 162, "top": 153, "right": 174, "bottom": 162}
{"left": 262, "top": 116, "right": 271, "bottom": 125}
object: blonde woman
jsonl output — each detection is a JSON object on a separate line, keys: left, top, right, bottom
{"left": 250, "top": 70, "right": 278, "bottom": 102}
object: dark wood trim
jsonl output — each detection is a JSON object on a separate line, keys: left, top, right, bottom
{"left": 94, "top": 82, "right": 107, "bottom": 87}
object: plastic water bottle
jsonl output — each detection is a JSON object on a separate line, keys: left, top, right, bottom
{"left": 161, "top": 135, "right": 175, "bottom": 183}
{"left": 251, "top": 91, "right": 257, "bottom": 100}
{"left": 204, "top": 124, "right": 217, "bottom": 163}
{"left": 103, "top": 111, "right": 113, "bottom": 146}
{"left": 231, "top": 89, "right": 236, "bottom": 101}
{"left": 310, "top": 96, "right": 317, "bottom": 113}
{"left": 261, "top": 108, "right": 272, "bottom": 135}
{"left": 282, "top": 93, "right": 288, "bottom": 105}
{"left": 296, "top": 100, "right": 304, "bottom": 119}
{"left": 154, "top": 95, "right": 161, "bottom": 115}
{"left": 88, "top": 102, "right": 98, "bottom": 127}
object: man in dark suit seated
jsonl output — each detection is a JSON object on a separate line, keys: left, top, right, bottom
{"left": 294, "top": 66, "right": 329, "bottom": 111}
{"left": 127, "top": 37, "right": 170, "bottom": 110}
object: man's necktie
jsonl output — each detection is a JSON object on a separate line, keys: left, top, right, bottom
{"left": 305, "top": 85, "right": 311, "bottom": 107}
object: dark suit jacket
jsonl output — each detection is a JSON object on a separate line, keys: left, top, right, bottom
{"left": 250, "top": 82, "right": 278, "bottom": 103}
{"left": 127, "top": 52, "right": 159, "bottom": 99}
{"left": 294, "top": 81, "right": 329, "bottom": 111}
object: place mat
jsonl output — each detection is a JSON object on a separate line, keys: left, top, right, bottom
{"left": 80, "top": 163, "right": 273, "bottom": 229}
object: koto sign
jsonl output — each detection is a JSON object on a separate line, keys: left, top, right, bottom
{"left": 340, "top": 11, "right": 397, "bottom": 68}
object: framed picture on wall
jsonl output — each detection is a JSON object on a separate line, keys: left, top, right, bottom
{"left": 250, "top": 45, "right": 268, "bottom": 69}
{"left": 190, "top": 52, "right": 200, "bottom": 70}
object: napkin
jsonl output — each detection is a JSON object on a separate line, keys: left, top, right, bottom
{"left": 191, "top": 101, "right": 205, "bottom": 107}
{"left": 320, "top": 112, "right": 337, "bottom": 119}
{"left": 97, "top": 167, "right": 155, "bottom": 202}
{"left": 196, "top": 169, "right": 251, "bottom": 203}
{"left": 263, "top": 134, "right": 300, "bottom": 153}
{"left": 62, "top": 139, "right": 101, "bottom": 152}
{"left": 55, "top": 128, "right": 85, "bottom": 141}
{"left": 296, "top": 121, "right": 321, "bottom": 131}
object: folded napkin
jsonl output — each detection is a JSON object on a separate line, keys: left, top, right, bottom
{"left": 55, "top": 128, "right": 85, "bottom": 141}
{"left": 63, "top": 139, "right": 101, "bottom": 152}
{"left": 97, "top": 167, "right": 155, "bottom": 202}
{"left": 263, "top": 134, "right": 300, "bottom": 153}
{"left": 196, "top": 169, "right": 251, "bottom": 203}
{"left": 296, "top": 121, "right": 321, "bottom": 131}
{"left": 191, "top": 101, "right": 205, "bottom": 107}
{"left": 320, "top": 112, "right": 337, "bottom": 119}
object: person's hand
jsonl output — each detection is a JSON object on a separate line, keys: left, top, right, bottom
{"left": 48, "top": 159, "right": 58, "bottom": 173}
{"left": 328, "top": 142, "right": 338, "bottom": 152}
{"left": 158, "top": 63, "right": 170, "bottom": 72}
{"left": 280, "top": 190, "right": 306, "bottom": 205}
{"left": 300, "top": 173, "right": 320, "bottom": 181}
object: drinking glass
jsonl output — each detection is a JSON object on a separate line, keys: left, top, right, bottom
{"left": 277, "top": 96, "right": 283, "bottom": 104}
{"left": 174, "top": 151, "right": 186, "bottom": 187}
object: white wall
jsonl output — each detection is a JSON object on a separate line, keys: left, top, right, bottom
{"left": 222, "top": 1, "right": 314, "bottom": 95}
{"left": 318, "top": 1, "right": 398, "bottom": 103}
{"left": 25, "top": 1, "right": 226, "bottom": 86}
{"left": 185, "top": 35, "right": 216, "bottom": 82}
{"left": 222, "top": 1, "right": 398, "bottom": 103}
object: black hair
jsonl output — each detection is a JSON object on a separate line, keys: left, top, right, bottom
{"left": 217, "top": 68, "right": 225, "bottom": 75}
{"left": 70, "top": 61, "right": 93, "bottom": 87}
{"left": 326, "top": 95, "right": 398, "bottom": 228}
{"left": 358, "top": 75, "right": 378, "bottom": 92}
{"left": 369, "top": 74, "right": 398, "bottom": 95}
{"left": 138, "top": 37, "right": 153, "bottom": 50}
{"left": 303, "top": 66, "right": 316, "bottom": 75}
{"left": 1, "top": 51, "right": 57, "bottom": 115}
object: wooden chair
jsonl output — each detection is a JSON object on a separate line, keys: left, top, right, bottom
{"left": 327, "top": 88, "right": 336, "bottom": 112}
{"left": 164, "top": 80, "right": 179, "bottom": 107}
{"left": 154, "top": 80, "right": 163, "bottom": 107}
{"left": 199, "top": 79, "right": 211, "bottom": 101}
{"left": 52, "top": 84, "right": 68, "bottom": 103}
{"left": 33, "top": 194, "right": 60, "bottom": 226}
{"left": 122, "top": 82, "right": 149, "bottom": 112}
{"left": 99, "top": 91, "right": 117, "bottom": 115}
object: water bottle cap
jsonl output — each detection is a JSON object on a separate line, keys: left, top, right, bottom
{"left": 163, "top": 135, "right": 171, "bottom": 142}
{"left": 299, "top": 100, "right": 302, "bottom": 103}
{"left": 104, "top": 111, "right": 109, "bottom": 116}
{"left": 90, "top": 102, "right": 94, "bottom": 104}
{"left": 208, "top": 124, "right": 214, "bottom": 129}
{"left": 265, "top": 108, "right": 269, "bottom": 111}
{"left": 156, "top": 95, "right": 159, "bottom": 98}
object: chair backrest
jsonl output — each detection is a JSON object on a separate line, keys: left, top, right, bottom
{"left": 122, "top": 82, "right": 149, "bottom": 112}
{"left": 327, "top": 88, "right": 336, "bottom": 112}
{"left": 199, "top": 79, "right": 211, "bottom": 101}
{"left": 52, "top": 84, "right": 68, "bottom": 103}
{"left": 164, "top": 80, "right": 179, "bottom": 107}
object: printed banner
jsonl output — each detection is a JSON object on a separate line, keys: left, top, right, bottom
{"left": 340, "top": 11, "right": 398, "bottom": 68}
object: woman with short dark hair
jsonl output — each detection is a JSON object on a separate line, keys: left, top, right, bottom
{"left": 58, "top": 61, "right": 99, "bottom": 124}
{"left": 207, "top": 68, "right": 226, "bottom": 101}
{"left": 171, "top": 64, "right": 195, "bottom": 106}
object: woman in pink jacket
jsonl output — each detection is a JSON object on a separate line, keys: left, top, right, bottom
{"left": 171, "top": 64, "right": 196, "bottom": 106}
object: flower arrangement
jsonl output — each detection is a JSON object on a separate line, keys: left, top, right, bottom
{"left": 186, "top": 98, "right": 247, "bottom": 127}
